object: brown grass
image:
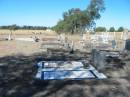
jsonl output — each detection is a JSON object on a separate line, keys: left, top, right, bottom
{"left": 0, "top": 29, "right": 57, "bottom": 35}
{"left": 0, "top": 30, "right": 130, "bottom": 97}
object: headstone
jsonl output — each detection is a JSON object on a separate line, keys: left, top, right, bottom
{"left": 82, "top": 34, "right": 86, "bottom": 41}
{"left": 111, "top": 40, "right": 116, "bottom": 49}
{"left": 60, "top": 34, "right": 65, "bottom": 43}
{"left": 123, "top": 29, "right": 129, "bottom": 49}
{"left": 8, "top": 34, "right": 11, "bottom": 40}
{"left": 91, "top": 49, "right": 106, "bottom": 70}
{"left": 97, "top": 51, "right": 107, "bottom": 70}
{"left": 125, "top": 39, "right": 130, "bottom": 50}
{"left": 123, "top": 29, "right": 129, "bottom": 41}
{"left": 92, "top": 49, "right": 98, "bottom": 66}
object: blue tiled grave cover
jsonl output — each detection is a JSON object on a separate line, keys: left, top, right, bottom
{"left": 36, "top": 61, "right": 107, "bottom": 80}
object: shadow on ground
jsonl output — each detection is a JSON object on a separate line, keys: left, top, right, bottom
{"left": 0, "top": 50, "right": 130, "bottom": 97}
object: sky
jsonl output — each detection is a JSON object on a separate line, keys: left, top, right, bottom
{"left": 0, "top": 0, "right": 130, "bottom": 29}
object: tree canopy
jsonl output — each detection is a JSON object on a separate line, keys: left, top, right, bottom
{"left": 9, "top": 24, "right": 17, "bottom": 31}
{"left": 0, "top": 25, "right": 48, "bottom": 30}
{"left": 53, "top": 0, "right": 105, "bottom": 34}
{"left": 117, "top": 27, "right": 124, "bottom": 32}
{"left": 109, "top": 27, "right": 115, "bottom": 32}
{"left": 95, "top": 27, "right": 106, "bottom": 32}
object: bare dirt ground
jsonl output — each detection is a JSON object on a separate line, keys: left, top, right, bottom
{"left": 0, "top": 33, "right": 130, "bottom": 97}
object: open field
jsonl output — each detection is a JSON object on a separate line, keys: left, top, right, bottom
{"left": 0, "top": 30, "right": 57, "bottom": 57}
{"left": 0, "top": 40, "right": 42, "bottom": 57}
{"left": 0, "top": 29, "right": 57, "bottom": 35}
{"left": 0, "top": 30, "right": 130, "bottom": 97}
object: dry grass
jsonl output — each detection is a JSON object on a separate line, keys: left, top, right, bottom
{"left": 0, "top": 40, "right": 43, "bottom": 57}
{"left": 0, "top": 29, "right": 57, "bottom": 35}
{"left": 0, "top": 29, "right": 130, "bottom": 40}
{"left": 1, "top": 30, "right": 129, "bottom": 57}
{"left": 1, "top": 30, "right": 130, "bottom": 97}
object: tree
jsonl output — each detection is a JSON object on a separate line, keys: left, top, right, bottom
{"left": 53, "top": 8, "right": 83, "bottom": 34}
{"left": 53, "top": 0, "right": 105, "bottom": 34}
{"left": 0, "top": 25, "right": 48, "bottom": 30}
{"left": 109, "top": 27, "right": 115, "bottom": 32}
{"left": 86, "top": 0, "right": 105, "bottom": 30}
{"left": 96, "top": 27, "right": 106, "bottom": 32}
{"left": 117, "top": 27, "right": 124, "bottom": 32}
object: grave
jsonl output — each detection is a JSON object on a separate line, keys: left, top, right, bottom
{"left": 35, "top": 61, "right": 107, "bottom": 80}
{"left": 41, "top": 36, "right": 65, "bottom": 51}
{"left": 41, "top": 35, "right": 75, "bottom": 53}
{"left": 80, "top": 34, "right": 114, "bottom": 51}
{"left": 91, "top": 49, "right": 124, "bottom": 70}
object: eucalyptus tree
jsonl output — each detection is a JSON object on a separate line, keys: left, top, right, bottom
{"left": 53, "top": 0, "right": 105, "bottom": 34}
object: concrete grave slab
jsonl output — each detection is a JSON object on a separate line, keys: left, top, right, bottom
{"left": 35, "top": 61, "right": 107, "bottom": 80}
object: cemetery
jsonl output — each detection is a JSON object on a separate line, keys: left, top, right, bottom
{"left": 0, "top": 0, "right": 130, "bottom": 96}
{"left": 33, "top": 30, "right": 129, "bottom": 80}
{"left": 0, "top": 29, "right": 130, "bottom": 97}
